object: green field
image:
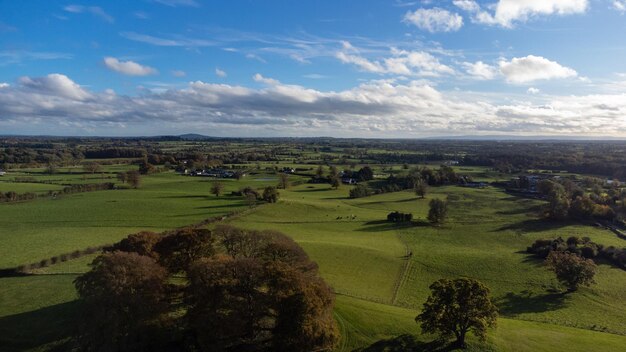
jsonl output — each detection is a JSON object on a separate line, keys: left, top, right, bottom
{"left": 1, "top": 166, "right": 626, "bottom": 351}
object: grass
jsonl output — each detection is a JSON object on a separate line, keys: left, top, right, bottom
{"left": 1, "top": 167, "right": 626, "bottom": 351}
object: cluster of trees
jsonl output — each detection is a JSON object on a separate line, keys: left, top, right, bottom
{"left": 387, "top": 211, "right": 413, "bottom": 223}
{"left": 371, "top": 166, "right": 457, "bottom": 196}
{"left": 0, "top": 182, "right": 117, "bottom": 203}
{"left": 15, "top": 246, "right": 103, "bottom": 273}
{"left": 349, "top": 184, "right": 372, "bottom": 199}
{"left": 116, "top": 170, "right": 141, "bottom": 188}
{"left": 75, "top": 226, "right": 339, "bottom": 351}
{"left": 527, "top": 236, "right": 626, "bottom": 270}
{"left": 227, "top": 186, "right": 279, "bottom": 205}
{"left": 0, "top": 191, "right": 38, "bottom": 203}
{"left": 538, "top": 179, "right": 619, "bottom": 221}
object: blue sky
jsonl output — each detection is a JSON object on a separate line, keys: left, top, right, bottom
{"left": 1, "top": 0, "right": 626, "bottom": 137}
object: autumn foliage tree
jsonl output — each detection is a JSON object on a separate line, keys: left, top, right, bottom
{"left": 416, "top": 278, "right": 497, "bottom": 348}
{"left": 74, "top": 252, "right": 169, "bottom": 351}
{"left": 75, "top": 225, "right": 338, "bottom": 352}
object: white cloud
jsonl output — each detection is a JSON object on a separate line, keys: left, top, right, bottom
{"left": 499, "top": 55, "right": 577, "bottom": 84}
{"left": 403, "top": 8, "right": 464, "bottom": 32}
{"left": 215, "top": 68, "right": 227, "bottom": 78}
{"left": 336, "top": 42, "right": 454, "bottom": 77}
{"left": 63, "top": 5, "right": 114, "bottom": 23}
{"left": 613, "top": 1, "right": 626, "bottom": 12}
{"left": 17, "top": 74, "right": 91, "bottom": 100}
{"left": 171, "top": 70, "right": 186, "bottom": 77}
{"left": 153, "top": 0, "right": 199, "bottom": 7}
{"left": 453, "top": 0, "right": 480, "bottom": 12}
{"left": 527, "top": 87, "right": 540, "bottom": 94}
{"left": 463, "top": 61, "right": 498, "bottom": 80}
{"left": 454, "top": 0, "right": 588, "bottom": 27}
{"left": 120, "top": 32, "right": 214, "bottom": 47}
{"left": 0, "top": 83, "right": 9, "bottom": 88}
{"left": 103, "top": 57, "right": 157, "bottom": 76}
{"left": 4, "top": 73, "right": 626, "bottom": 137}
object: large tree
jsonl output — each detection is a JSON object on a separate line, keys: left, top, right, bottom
{"left": 545, "top": 251, "right": 596, "bottom": 292}
{"left": 187, "top": 226, "right": 337, "bottom": 351}
{"left": 427, "top": 198, "right": 448, "bottom": 225}
{"left": 416, "top": 278, "right": 498, "bottom": 348}
{"left": 74, "top": 252, "right": 169, "bottom": 351}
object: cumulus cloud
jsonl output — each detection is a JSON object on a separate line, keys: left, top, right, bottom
{"left": 527, "top": 87, "right": 540, "bottom": 94}
{"left": 499, "top": 55, "right": 577, "bottom": 84}
{"left": 403, "top": 8, "right": 464, "bottom": 33}
{"left": 454, "top": 0, "right": 588, "bottom": 27}
{"left": 103, "top": 57, "right": 157, "bottom": 76}
{"left": 463, "top": 61, "right": 498, "bottom": 80}
{"left": 63, "top": 5, "right": 114, "bottom": 23}
{"left": 17, "top": 74, "right": 91, "bottom": 100}
{"left": 336, "top": 42, "right": 454, "bottom": 77}
{"left": 215, "top": 68, "right": 227, "bottom": 78}
{"left": 0, "top": 83, "right": 9, "bottom": 88}
{"left": 614, "top": 1, "right": 626, "bottom": 12}
{"left": 2, "top": 73, "right": 626, "bottom": 137}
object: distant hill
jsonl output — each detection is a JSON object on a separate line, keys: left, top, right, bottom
{"left": 178, "top": 133, "right": 214, "bottom": 141}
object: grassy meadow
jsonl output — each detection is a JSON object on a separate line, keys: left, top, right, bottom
{"left": 1, "top": 163, "right": 625, "bottom": 351}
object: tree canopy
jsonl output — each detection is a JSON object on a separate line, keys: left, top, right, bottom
{"left": 416, "top": 278, "right": 497, "bottom": 347}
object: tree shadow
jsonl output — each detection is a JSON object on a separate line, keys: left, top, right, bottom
{"left": 356, "top": 220, "right": 430, "bottom": 233}
{"left": 495, "top": 204, "right": 542, "bottom": 216}
{"left": 493, "top": 219, "right": 570, "bottom": 233}
{"left": 496, "top": 291, "right": 567, "bottom": 317}
{"left": 354, "top": 335, "right": 458, "bottom": 352}
{"left": 0, "top": 301, "right": 79, "bottom": 352}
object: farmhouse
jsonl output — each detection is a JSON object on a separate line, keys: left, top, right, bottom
{"left": 0, "top": 169, "right": 5, "bottom": 176}
{"left": 342, "top": 177, "right": 358, "bottom": 185}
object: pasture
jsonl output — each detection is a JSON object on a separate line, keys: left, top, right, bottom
{"left": 1, "top": 163, "right": 626, "bottom": 351}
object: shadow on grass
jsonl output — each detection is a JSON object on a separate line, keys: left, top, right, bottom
{"left": 496, "top": 290, "right": 567, "bottom": 317}
{"left": 494, "top": 219, "right": 570, "bottom": 233}
{"left": 293, "top": 188, "right": 332, "bottom": 193}
{"left": 495, "top": 204, "right": 542, "bottom": 216}
{"left": 356, "top": 220, "right": 431, "bottom": 233}
{"left": 354, "top": 335, "right": 460, "bottom": 352}
{"left": 0, "top": 300, "right": 79, "bottom": 352}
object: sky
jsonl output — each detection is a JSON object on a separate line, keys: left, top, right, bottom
{"left": 1, "top": 0, "right": 626, "bottom": 138}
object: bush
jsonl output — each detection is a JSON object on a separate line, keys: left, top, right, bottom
{"left": 349, "top": 184, "right": 372, "bottom": 198}
{"left": 387, "top": 211, "right": 413, "bottom": 223}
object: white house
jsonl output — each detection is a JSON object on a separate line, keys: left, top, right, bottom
{"left": 0, "top": 170, "right": 6, "bottom": 176}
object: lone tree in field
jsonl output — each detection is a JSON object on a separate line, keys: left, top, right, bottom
{"left": 428, "top": 198, "right": 448, "bottom": 225}
{"left": 116, "top": 171, "right": 127, "bottom": 184}
{"left": 126, "top": 170, "right": 141, "bottom": 188}
{"left": 278, "top": 173, "right": 290, "bottom": 189}
{"left": 416, "top": 278, "right": 498, "bottom": 348}
{"left": 545, "top": 251, "right": 596, "bottom": 292}
{"left": 315, "top": 165, "right": 325, "bottom": 179}
{"left": 210, "top": 181, "right": 224, "bottom": 197}
{"left": 331, "top": 176, "right": 341, "bottom": 189}
{"left": 83, "top": 162, "right": 102, "bottom": 174}
{"left": 74, "top": 252, "right": 168, "bottom": 351}
{"left": 414, "top": 178, "right": 427, "bottom": 198}
{"left": 263, "top": 186, "right": 280, "bottom": 203}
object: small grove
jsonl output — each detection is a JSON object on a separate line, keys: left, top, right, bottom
{"left": 72, "top": 225, "right": 339, "bottom": 352}
{"left": 527, "top": 236, "right": 626, "bottom": 270}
